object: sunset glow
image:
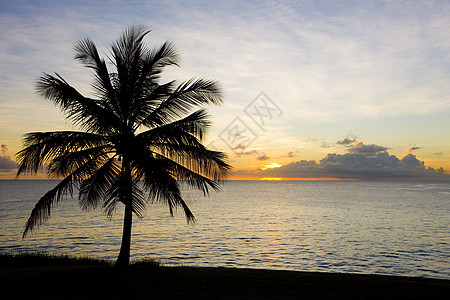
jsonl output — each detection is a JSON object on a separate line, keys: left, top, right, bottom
{"left": 1, "top": 1, "right": 449, "bottom": 182}
{"left": 260, "top": 163, "right": 283, "bottom": 170}
{"left": 230, "top": 176, "right": 360, "bottom": 181}
{"left": 260, "top": 177, "right": 283, "bottom": 181}
{"left": 1, "top": 1, "right": 449, "bottom": 285}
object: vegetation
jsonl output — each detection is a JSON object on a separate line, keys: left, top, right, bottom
{"left": 0, "top": 252, "right": 161, "bottom": 268}
{"left": 1, "top": 253, "right": 449, "bottom": 299}
{"left": 0, "top": 252, "right": 110, "bottom": 268}
{"left": 15, "top": 26, "right": 231, "bottom": 267}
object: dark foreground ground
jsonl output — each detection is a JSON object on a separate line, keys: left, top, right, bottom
{"left": 1, "top": 254, "right": 448, "bottom": 299}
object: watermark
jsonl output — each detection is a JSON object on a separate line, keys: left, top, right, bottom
{"left": 244, "top": 92, "right": 282, "bottom": 131}
{"left": 218, "top": 117, "right": 258, "bottom": 154}
{"left": 217, "top": 92, "right": 282, "bottom": 154}
{"left": 160, "top": 93, "right": 281, "bottom": 193}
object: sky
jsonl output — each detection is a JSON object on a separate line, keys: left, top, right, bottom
{"left": 1, "top": 0, "right": 450, "bottom": 180}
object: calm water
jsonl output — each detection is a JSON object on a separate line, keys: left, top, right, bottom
{"left": 0, "top": 180, "right": 449, "bottom": 279}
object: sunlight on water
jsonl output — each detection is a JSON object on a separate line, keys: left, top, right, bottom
{"left": 0, "top": 180, "right": 449, "bottom": 279}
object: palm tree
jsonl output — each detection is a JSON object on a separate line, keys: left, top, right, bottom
{"left": 16, "top": 26, "right": 231, "bottom": 267}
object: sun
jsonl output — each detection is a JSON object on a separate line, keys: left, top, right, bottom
{"left": 260, "top": 163, "right": 282, "bottom": 170}
{"left": 261, "top": 177, "right": 283, "bottom": 181}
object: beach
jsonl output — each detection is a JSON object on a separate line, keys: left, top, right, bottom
{"left": 1, "top": 253, "right": 449, "bottom": 299}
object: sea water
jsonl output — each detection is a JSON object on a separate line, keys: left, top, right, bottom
{"left": 0, "top": 180, "right": 448, "bottom": 279}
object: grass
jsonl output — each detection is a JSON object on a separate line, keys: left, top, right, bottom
{"left": 1, "top": 252, "right": 448, "bottom": 299}
{"left": 0, "top": 252, "right": 111, "bottom": 268}
{"left": 0, "top": 252, "right": 163, "bottom": 268}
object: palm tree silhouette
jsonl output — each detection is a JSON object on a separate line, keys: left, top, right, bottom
{"left": 16, "top": 26, "right": 231, "bottom": 267}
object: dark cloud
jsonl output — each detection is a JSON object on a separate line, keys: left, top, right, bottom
{"left": 234, "top": 142, "right": 449, "bottom": 181}
{"left": 257, "top": 154, "right": 270, "bottom": 161}
{"left": 347, "top": 142, "right": 388, "bottom": 154}
{"left": 0, "top": 144, "right": 17, "bottom": 172}
{"left": 337, "top": 133, "right": 358, "bottom": 146}
{"left": 253, "top": 151, "right": 296, "bottom": 160}
{"left": 232, "top": 144, "right": 261, "bottom": 157}
{"left": 337, "top": 137, "right": 357, "bottom": 146}
{"left": 400, "top": 154, "right": 424, "bottom": 168}
{"left": 274, "top": 151, "right": 297, "bottom": 159}
{"left": 236, "top": 150, "right": 258, "bottom": 157}
{"left": 1, "top": 144, "right": 7, "bottom": 156}
{"left": 409, "top": 146, "right": 421, "bottom": 151}
{"left": 320, "top": 142, "right": 332, "bottom": 148}
{"left": 433, "top": 152, "right": 443, "bottom": 157}
{"left": 0, "top": 156, "right": 17, "bottom": 171}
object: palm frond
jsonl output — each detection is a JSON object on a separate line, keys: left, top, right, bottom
{"left": 47, "top": 145, "right": 112, "bottom": 178}
{"left": 21, "top": 26, "right": 232, "bottom": 262}
{"left": 103, "top": 179, "right": 146, "bottom": 218}
{"left": 131, "top": 42, "right": 178, "bottom": 105}
{"left": 110, "top": 26, "right": 152, "bottom": 121}
{"left": 145, "top": 175, "right": 195, "bottom": 224}
{"left": 23, "top": 174, "right": 76, "bottom": 237}
{"left": 141, "top": 78, "right": 222, "bottom": 127}
{"left": 132, "top": 81, "right": 176, "bottom": 129}
{"left": 73, "top": 36, "right": 116, "bottom": 109}
{"left": 131, "top": 145, "right": 226, "bottom": 222}
{"left": 78, "top": 156, "right": 121, "bottom": 211}
{"left": 110, "top": 25, "right": 150, "bottom": 68}
{"left": 127, "top": 41, "right": 179, "bottom": 126}
{"left": 16, "top": 131, "right": 107, "bottom": 176}
{"left": 133, "top": 151, "right": 221, "bottom": 196}
{"left": 137, "top": 109, "right": 211, "bottom": 146}
{"left": 143, "top": 41, "right": 179, "bottom": 79}
{"left": 135, "top": 115, "right": 231, "bottom": 182}
{"left": 22, "top": 149, "right": 115, "bottom": 237}
{"left": 35, "top": 73, "right": 120, "bottom": 132}
{"left": 149, "top": 141, "right": 231, "bottom": 181}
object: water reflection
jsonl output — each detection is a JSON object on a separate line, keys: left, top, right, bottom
{"left": 0, "top": 180, "right": 449, "bottom": 279}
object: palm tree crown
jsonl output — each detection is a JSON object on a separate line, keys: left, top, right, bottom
{"left": 16, "top": 26, "right": 231, "bottom": 267}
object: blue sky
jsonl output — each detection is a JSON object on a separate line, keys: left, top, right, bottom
{"left": 1, "top": 0, "right": 450, "bottom": 179}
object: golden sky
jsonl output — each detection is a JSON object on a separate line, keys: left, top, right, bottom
{"left": 1, "top": 0, "right": 450, "bottom": 181}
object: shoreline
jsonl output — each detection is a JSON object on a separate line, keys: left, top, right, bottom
{"left": 1, "top": 253, "right": 449, "bottom": 299}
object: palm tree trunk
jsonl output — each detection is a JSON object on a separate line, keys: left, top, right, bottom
{"left": 115, "top": 155, "right": 133, "bottom": 268}
{"left": 115, "top": 202, "right": 133, "bottom": 268}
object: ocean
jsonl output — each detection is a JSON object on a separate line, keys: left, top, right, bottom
{"left": 0, "top": 180, "right": 448, "bottom": 279}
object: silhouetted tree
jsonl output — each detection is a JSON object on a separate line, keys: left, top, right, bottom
{"left": 16, "top": 26, "right": 231, "bottom": 267}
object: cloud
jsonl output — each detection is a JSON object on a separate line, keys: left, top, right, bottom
{"left": 347, "top": 142, "right": 388, "bottom": 154}
{"left": 234, "top": 142, "right": 449, "bottom": 181}
{"left": 233, "top": 144, "right": 247, "bottom": 150}
{"left": 400, "top": 153, "right": 424, "bottom": 168}
{"left": 320, "top": 142, "right": 332, "bottom": 148}
{"left": 337, "top": 134, "right": 358, "bottom": 146}
{"left": 242, "top": 150, "right": 258, "bottom": 155}
{"left": 408, "top": 146, "right": 421, "bottom": 154}
{"left": 228, "top": 144, "right": 259, "bottom": 157}
{"left": 257, "top": 154, "right": 270, "bottom": 161}
{"left": 234, "top": 149, "right": 258, "bottom": 157}
{"left": 2, "top": 1, "right": 450, "bottom": 180}
{"left": 337, "top": 138, "right": 356, "bottom": 146}
{"left": 0, "top": 157, "right": 17, "bottom": 172}
{"left": 273, "top": 151, "right": 297, "bottom": 159}
{"left": 1, "top": 144, "right": 7, "bottom": 156}
{"left": 5, "top": 0, "right": 450, "bottom": 128}
{"left": 253, "top": 151, "right": 296, "bottom": 161}
{"left": 0, "top": 144, "right": 17, "bottom": 172}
